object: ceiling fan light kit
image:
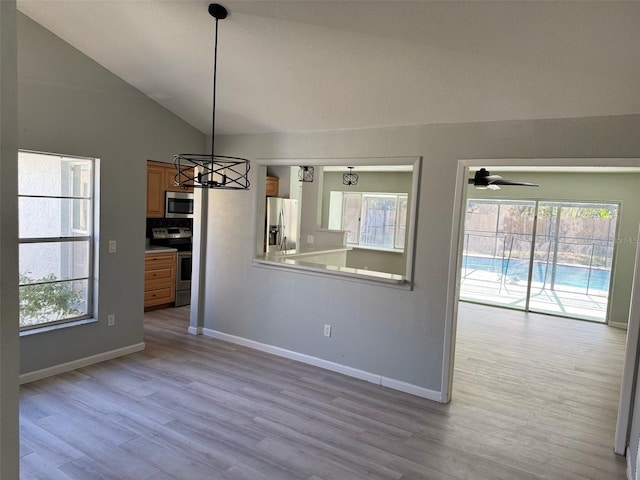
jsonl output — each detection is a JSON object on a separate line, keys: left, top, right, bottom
{"left": 469, "top": 168, "right": 538, "bottom": 190}
{"left": 173, "top": 4, "right": 250, "bottom": 190}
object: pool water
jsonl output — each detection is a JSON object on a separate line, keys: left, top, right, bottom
{"left": 462, "top": 255, "right": 611, "bottom": 292}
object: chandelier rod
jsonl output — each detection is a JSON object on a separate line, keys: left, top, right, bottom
{"left": 211, "top": 7, "right": 221, "bottom": 160}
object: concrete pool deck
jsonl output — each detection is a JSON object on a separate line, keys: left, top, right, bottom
{"left": 459, "top": 267, "right": 609, "bottom": 322}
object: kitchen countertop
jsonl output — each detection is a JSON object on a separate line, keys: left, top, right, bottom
{"left": 265, "top": 246, "right": 351, "bottom": 259}
{"left": 256, "top": 247, "right": 405, "bottom": 286}
{"left": 145, "top": 246, "right": 178, "bottom": 254}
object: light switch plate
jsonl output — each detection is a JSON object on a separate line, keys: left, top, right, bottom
{"left": 108, "top": 240, "right": 117, "bottom": 253}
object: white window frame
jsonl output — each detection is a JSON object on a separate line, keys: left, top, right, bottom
{"left": 18, "top": 150, "right": 95, "bottom": 331}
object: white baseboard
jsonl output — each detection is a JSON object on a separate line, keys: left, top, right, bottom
{"left": 20, "top": 342, "right": 146, "bottom": 385}
{"left": 380, "top": 376, "right": 443, "bottom": 401}
{"left": 188, "top": 326, "right": 203, "bottom": 335}
{"left": 610, "top": 321, "right": 628, "bottom": 330}
{"left": 201, "top": 328, "right": 443, "bottom": 402}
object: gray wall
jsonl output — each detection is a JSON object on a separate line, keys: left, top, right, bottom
{"left": 17, "top": 13, "right": 205, "bottom": 373}
{"left": 205, "top": 115, "right": 640, "bottom": 396}
{"left": 0, "top": 1, "right": 19, "bottom": 477}
{"left": 468, "top": 172, "right": 640, "bottom": 326}
{"left": 321, "top": 170, "right": 412, "bottom": 275}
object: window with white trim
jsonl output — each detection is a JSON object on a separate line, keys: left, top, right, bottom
{"left": 329, "top": 192, "right": 408, "bottom": 251}
{"left": 18, "top": 151, "right": 95, "bottom": 330}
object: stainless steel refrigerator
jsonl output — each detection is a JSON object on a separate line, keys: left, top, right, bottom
{"left": 266, "top": 198, "right": 299, "bottom": 253}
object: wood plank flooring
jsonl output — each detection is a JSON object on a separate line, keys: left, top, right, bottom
{"left": 19, "top": 303, "right": 628, "bottom": 479}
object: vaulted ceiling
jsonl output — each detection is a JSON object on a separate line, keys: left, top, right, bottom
{"left": 17, "top": 1, "right": 640, "bottom": 136}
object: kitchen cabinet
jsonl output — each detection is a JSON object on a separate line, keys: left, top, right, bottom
{"left": 165, "top": 164, "right": 194, "bottom": 192}
{"left": 266, "top": 176, "right": 279, "bottom": 197}
{"left": 146, "top": 161, "right": 194, "bottom": 217}
{"left": 144, "top": 251, "right": 176, "bottom": 309}
{"left": 146, "top": 163, "right": 165, "bottom": 218}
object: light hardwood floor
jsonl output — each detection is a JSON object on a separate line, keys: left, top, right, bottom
{"left": 20, "top": 303, "right": 627, "bottom": 479}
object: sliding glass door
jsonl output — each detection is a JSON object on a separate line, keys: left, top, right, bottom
{"left": 460, "top": 199, "right": 618, "bottom": 322}
{"left": 528, "top": 202, "right": 618, "bottom": 321}
{"left": 461, "top": 200, "right": 535, "bottom": 310}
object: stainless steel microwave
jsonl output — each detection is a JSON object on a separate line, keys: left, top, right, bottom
{"left": 165, "top": 191, "right": 194, "bottom": 218}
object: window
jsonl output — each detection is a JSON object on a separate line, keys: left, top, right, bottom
{"left": 18, "top": 151, "right": 94, "bottom": 330}
{"left": 332, "top": 192, "right": 408, "bottom": 251}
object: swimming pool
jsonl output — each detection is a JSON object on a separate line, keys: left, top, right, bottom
{"left": 462, "top": 255, "right": 611, "bottom": 292}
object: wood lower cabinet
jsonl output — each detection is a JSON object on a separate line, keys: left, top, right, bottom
{"left": 144, "top": 252, "right": 176, "bottom": 309}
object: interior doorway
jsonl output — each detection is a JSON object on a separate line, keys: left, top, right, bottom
{"left": 460, "top": 199, "right": 619, "bottom": 322}
{"left": 443, "top": 159, "right": 640, "bottom": 456}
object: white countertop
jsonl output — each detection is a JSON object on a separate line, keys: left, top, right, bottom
{"left": 266, "top": 246, "right": 351, "bottom": 259}
{"left": 255, "top": 251, "right": 406, "bottom": 286}
{"left": 145, "top": 246, "right": 178, "bottom": 254}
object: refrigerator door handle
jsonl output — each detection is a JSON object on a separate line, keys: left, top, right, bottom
{"left": 278, "top": 209, "right": 285, "bottom": 250}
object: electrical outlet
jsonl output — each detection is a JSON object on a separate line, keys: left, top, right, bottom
{"left": 307, "top": 235, "right": 314, "bottom": 244}
{"left": 323, "top": 324, "right": 331, "bottom": 337}
{"left": 108, "top": 240, "right": 117, "bottom": 253}
{"left": 107, "top": 314, "right": 115, "bottom": 327}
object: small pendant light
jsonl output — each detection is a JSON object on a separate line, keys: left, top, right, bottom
{"left": 298, "top": 166, "right": 314, "bottom": 183}
{"left": 343, "top": 166, "right": 359, "bottom": 186}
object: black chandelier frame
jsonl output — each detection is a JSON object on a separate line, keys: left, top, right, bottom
{"left": 173, "top": 3, "right": 250, "bottom": 190}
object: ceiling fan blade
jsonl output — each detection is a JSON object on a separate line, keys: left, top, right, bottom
{"left": 469, "top": 168, "right": 538, "bottom": 188}
{"left": 493, "top": 179, "right": 539, "bottom": 187}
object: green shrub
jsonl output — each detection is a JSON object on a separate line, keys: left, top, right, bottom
{"left": 19, "top": 273, "right": 81, "bottom": 326}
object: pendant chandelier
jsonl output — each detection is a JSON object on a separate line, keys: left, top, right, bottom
{"left": 343, "top": 166, "right": 358, "bottom": 186}
{"left": 298, "top": 166, "right": 314, "bottom": 183}
{"left": 173, "top": 3, "right": 250, "bottom": 189}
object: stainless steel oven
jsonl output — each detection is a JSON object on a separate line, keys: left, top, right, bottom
{"left": 175, "top": 251, "right": 192, "bottom": 307}
{"left": 165, "top": 191, "right": 194, "bottom": 218}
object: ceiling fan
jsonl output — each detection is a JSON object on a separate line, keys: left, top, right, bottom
{"left": 469, "top": 168, "right": 539, "bottom": 190}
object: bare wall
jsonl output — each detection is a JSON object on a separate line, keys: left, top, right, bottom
{"left": 203, "top": 115, "right": 640, "bottom": 395}
{"left": 17, "top": 13, "right": 205, "bottom": 374}
{"left": 0, "top": 1, "right": 20, "bottom": 477}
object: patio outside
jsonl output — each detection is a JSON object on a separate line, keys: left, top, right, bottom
{"left": 459, "top": 200, "right": 618, "bottom": 323}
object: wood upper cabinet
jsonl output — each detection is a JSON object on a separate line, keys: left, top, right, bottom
{"left": 165, "top": 164, "right": 195, "bottom": 193}
{"left": 147, "top": 161, "right": 194, "bottom": 217}
{"left": 266, "top": 176, "right": 279, "bottom": 197}
{"left": 146, "top": 163, "right": 166, "bottom": 218}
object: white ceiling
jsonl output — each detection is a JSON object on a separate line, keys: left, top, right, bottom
{"left": 17, "top": 1, "right": 640, "bottom": 136}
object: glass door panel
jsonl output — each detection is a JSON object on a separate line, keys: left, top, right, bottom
{"left": 460, "top": 200, "right": 536, "bottom": 309}
{"left": 460, "top": 199, "right": 618, "bottom": 323}
{"left": 529, "top": 202, "right": 618, "bottom": 322}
